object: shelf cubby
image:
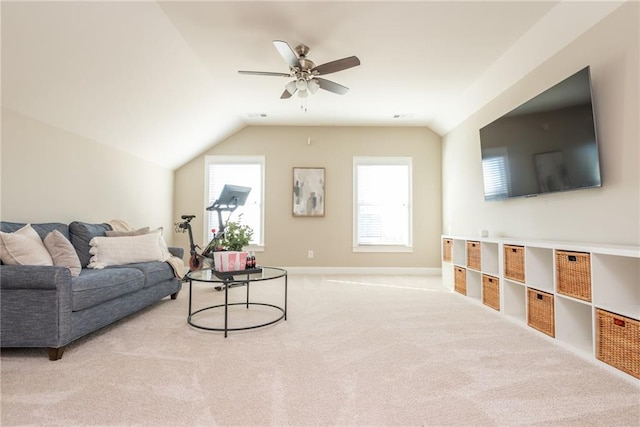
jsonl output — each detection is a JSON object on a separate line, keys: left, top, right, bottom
{"left": 591, "top": 253, "right": 640, "bottom": 319}
{"left": 525, "top": 246, "right": 554, "bottom": 293}
{"left": 441, "top": 262, "right": 454, "bottom": 291}
{"left": 466, "top": 269, "right": 482, "bottom": 301}
{"left": 453, "top": 239, "right": 466, "bottom": 266}
{"left": 555, "top": 295, "right": 594, "bottom": 355}
{"left": 591, "top": 254, "right": 640, "bottom": 319}
{"left": 481, "top": 242, "right": 500, "bottom": 276}
{"left": 503, "top": 280, "right": 526, "bottom": 323}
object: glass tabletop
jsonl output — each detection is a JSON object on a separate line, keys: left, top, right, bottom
{"left": 186, "top": 266, "right": 286, "bottom": 283}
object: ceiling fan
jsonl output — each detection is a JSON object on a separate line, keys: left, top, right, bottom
{"left": 238, "top": 40, "right": 361, "bottom": 99}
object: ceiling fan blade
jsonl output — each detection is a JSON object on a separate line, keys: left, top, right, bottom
{"left": 238, "top": 70, "right": 291, "bottom": 77}
{"left": 280, "top": 88, "right": 295, "bottom": 99}
{"left": 273, "top": 40, "right": 301, "bottom": 69}
{"left": 311, "top": 56, "right": 360, "bottom": 75}
{"left": 315, "top": 77, "right": 349, "bottom": 95}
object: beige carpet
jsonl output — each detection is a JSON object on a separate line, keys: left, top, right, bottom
{"left": 1, "top": 274, "right": 639, "bottom": 426}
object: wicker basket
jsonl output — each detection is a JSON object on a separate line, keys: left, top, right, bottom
{"left": 467, "top": 241, "right": 481, "bottom": 271}
{"left": 527, "top": 288, "right": 554, "bottom": 337}
{"left": 556, "top": 250, "right": 591, "bottom": 302}
{"left": 454, "top": 266, "right": 466, "bottom": 295}
{"left": 482, "top": 274, "right": 500, "bottom": 311}
{"left": 442, "top": 238, "right": 453, "bottom": 262}
{"left": 596, "top": 309, "right": 640, "bottom": 379}
{"left": 504, "top": 245, "right": 525, "bottom": 282}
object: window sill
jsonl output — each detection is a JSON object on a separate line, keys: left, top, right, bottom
{"left": 352, "top": 245, "right": 413, "bottom": 253}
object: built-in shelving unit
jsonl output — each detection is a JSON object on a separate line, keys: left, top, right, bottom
{"left": 442, "top": 235, "right": 640, "bottom": 382}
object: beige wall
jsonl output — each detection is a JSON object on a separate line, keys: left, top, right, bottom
{"left": 442, "top": 2, "right": 639, "bottom": 245}
{"left": 1, "top": 109, "right": 176, "bottom": 243}
{"left": 174, "top": 126, "right": 442, "bottom": 268}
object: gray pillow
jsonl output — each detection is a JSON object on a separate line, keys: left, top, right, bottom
{"left": 69, "top": 221, "right": 112, "bottom": 267}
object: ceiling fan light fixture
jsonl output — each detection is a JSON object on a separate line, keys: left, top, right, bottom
{"left": 298, "top": 88, "right": 308, "bottom": 98}
{"left": 308, "top": 79, "right": 320, "bottom": 94}
{"left": 285, "top": 81, "right": 297, "bottom": 95}
{"left": 295, "top": 78, "right": 308, "bottom": 91}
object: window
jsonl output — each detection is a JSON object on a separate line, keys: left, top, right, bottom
{"left": 353, "top": 157, "right": 412, "bottom": 252}
{"left": 481, "top": 148, "right": 509, "bottom": 200}
{"left": 204, "top": 156, "right": 264, "bottom": 248}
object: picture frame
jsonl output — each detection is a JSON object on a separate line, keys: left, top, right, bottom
{"left": 293, "top": 167, "right": 325, "bottom": 217}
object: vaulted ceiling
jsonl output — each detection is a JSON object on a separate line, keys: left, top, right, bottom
{"left": 1, "top": 1, "right": 624, "bottom": 170}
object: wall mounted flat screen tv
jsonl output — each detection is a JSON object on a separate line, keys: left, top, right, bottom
{"left": 479, "top": 66, "right": 601, "bottom": 201}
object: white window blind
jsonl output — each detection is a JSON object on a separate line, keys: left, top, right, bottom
{"left": 354, "top": 157, "right": 412, "bottom": 249}
{"left": 205, "top": 156, "right": 264, "bottom": 246}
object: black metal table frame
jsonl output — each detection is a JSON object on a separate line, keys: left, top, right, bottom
{"left": 187, "top": 267, "right": 287, "bottom": 337}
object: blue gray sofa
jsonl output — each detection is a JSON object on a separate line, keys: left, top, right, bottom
{"left": 0, "top": 221, "right": 182, "bottom": 360}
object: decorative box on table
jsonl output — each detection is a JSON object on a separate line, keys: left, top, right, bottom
{"left": 213, "top": 251, "right": 248, "bottom": 272}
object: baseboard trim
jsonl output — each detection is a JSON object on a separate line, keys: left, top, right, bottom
{"left": 282, "top": 267, "right": 441, "bottom": 275}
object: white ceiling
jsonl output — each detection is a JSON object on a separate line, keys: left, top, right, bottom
{"left": 1, "top": 1, "right": 624, "bottom": 170}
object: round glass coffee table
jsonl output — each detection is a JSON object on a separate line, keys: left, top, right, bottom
{"left": 186, "top": 267, "right": 287, "bottom": 337}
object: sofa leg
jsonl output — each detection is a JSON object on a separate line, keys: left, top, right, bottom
{"left": 170, "top": 291, "right": 180, "bottom": 300}
{"left": 48, "top": 346, "right": 66, "bottom": 361}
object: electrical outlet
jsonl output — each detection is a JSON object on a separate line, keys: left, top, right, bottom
{"left": 308, "top": 250, "right": 314, "bottom": 259}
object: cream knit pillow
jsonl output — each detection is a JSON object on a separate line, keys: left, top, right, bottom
{"left": 0, "top": 224, "right": 53, "bottom": 266}
{"left": 87, "top": 229, "right": 170, "bottom": 269}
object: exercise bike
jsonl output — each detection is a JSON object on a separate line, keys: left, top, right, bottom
{"left": 176, "top": 184, "right": 252, "bottom": 272}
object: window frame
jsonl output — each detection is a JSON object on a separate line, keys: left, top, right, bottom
{"left": 352, "top": 156, "right": 413, "bottom": 253}
{"left": 204, "top": 155, "right": 265, "bottom": 250}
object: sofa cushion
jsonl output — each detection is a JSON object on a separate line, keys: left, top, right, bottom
{"left": 69, "top": 222, "right": 112, "bottom": 267}
{"left": 71, "top": 268, "right": 144, "bottom": 311}
{"left": 0, "top": 224, "right": 54, "bottom": 266}
{"left": 44, "top": 230, "right": 82, "bottom": 277}
{"left": 110, "top": 261, "right": 176, "bottom": 288}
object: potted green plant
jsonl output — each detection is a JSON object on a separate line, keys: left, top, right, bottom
{"left": 202, "top": 217, "right": 253, "bottom": 259}
{"left": 219, "top": 220, "right": 254, "bottom": 251}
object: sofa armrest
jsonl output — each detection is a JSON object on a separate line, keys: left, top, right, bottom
{"left": 168, "top": 247, "right": 184, "bottom": 259}
{"left": 0, "top": 265, "right": 73, "bottom": 348}
{"left": 0, "top": 265, "right": 72, "bottom": 290}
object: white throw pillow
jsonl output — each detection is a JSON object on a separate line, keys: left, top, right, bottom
{"left": 44, "top": 230, "right": 82, "bottom": 277}
{"left": 88, "top": 229, "right": 170, "bottom": 269}
{"left": 0, "top": 224, "right": 54, "bottom": 266}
